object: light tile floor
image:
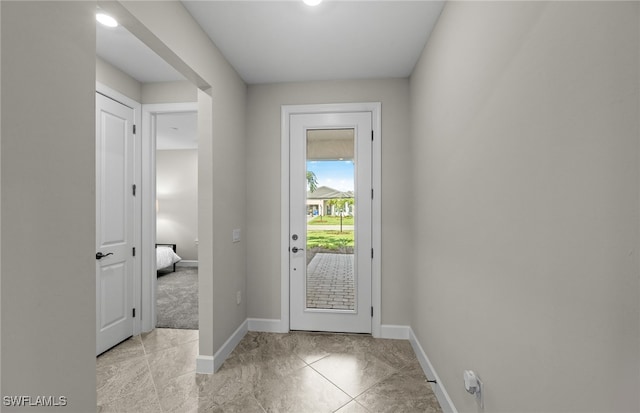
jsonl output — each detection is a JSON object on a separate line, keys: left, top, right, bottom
{"left": 97, "top": 328, "right": 442, "bottom": 413}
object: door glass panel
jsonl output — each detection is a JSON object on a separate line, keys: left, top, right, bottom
{"left": 306, "top": 129, "right": 355, "bottom": 311}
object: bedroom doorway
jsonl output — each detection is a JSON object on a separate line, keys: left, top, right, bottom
{"left": 140, "top": 102, "right": 198, "bottom": 332}
{"left": 155, "top": 111, "right": 199, "bottom": 330}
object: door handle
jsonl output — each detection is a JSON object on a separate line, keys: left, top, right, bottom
{"left": 291, "top": 247, "right": 304, "bottom": 253}
{"left": 96, "top": 252, "right": 114, "bottom": 260}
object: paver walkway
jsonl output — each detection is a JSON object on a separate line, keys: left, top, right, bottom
{"left": 306, "top": 253, "right": 355, "bottom": 310}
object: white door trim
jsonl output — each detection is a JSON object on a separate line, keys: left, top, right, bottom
{"left": 281, "top": 102, "right": 382, "bottom": 337}
{"left": 140, "top": 102, "right": 198, "bottom": 333}
{"left": 96, "top": 82, "right": 142, "bottom": 336}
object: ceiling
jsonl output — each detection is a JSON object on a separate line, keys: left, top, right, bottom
{"left": 96, "top": 2, "right": 444, "bottom": 149}
{"left": 182, "top": 1, "right": 444, "bottom": 84}
{"left": 96, "top": 20, "right": 185, "bottom": 83}
{"left": 96, "top": 1, "right": 444, "bottom": 86}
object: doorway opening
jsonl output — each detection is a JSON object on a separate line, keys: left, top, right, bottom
{"left": 282, "top": 103, "right": 382, "bottom": 336}
{"left": 155, "top": 111, "right": 199, "bottom": 330}
{"left": 96, "top": 12, "right": 207, "bottom": 349}
{"left": 141, "top": 103, "right": 198, "bottom": 332}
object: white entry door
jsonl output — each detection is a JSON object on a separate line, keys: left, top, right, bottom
{"left": 290, "top": 112, "right": 372, "bottom": 333}
{"left": 96, "top": 93, "right": 136, "bottom": 355}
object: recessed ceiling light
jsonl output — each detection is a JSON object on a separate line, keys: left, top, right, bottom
{"left": 96, "top": 13, "right": 118, "bottom": 28}
{"left": 303, "top": 0, "right": 322, "bottom": 6}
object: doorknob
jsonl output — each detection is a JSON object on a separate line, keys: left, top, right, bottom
{"left": 291, "top": 246, "right": 304, "bottom": 253}
{"left": 96, "top": 252, "right": 114, "bottom": 260}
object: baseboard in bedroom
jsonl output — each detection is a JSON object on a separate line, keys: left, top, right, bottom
{"left": 248, "top": 318, "right": 285, "bottom": 333}
{"left": 380, "top": 324, "right": 410, "bottom": 340}
{"left": 176, "top": 260, "right": 198, "bottom": 268}
{"left": 409, "top": 328, "right": 458, "bottom": 413}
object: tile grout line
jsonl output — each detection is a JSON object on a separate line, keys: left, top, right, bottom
{"left": 332, "top": 399, "right": 355, "bottom": 413}
{"left": 308, "top": 354, "right": 401, "bottom": 402}
{"left": 141, "top": 334, "right": 166, "bottom": 413}
{"left": 252, "top": 394, "right": 268, "bottom": 413}
{"left": 306, "top": 360, "right": 356, "bottom": 403}
{"left": 97, "top": 336, "right": 150, "bottom": 410}
{"left": 100, "top": 331, "right": 443, "bottom": 413}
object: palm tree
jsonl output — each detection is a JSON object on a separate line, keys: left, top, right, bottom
{"left": 307, "top": 171, "right": 318, "bottom": 192}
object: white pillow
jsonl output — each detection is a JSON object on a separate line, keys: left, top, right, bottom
{"left": 156, "top": 246, "right": 181, "bottom": 270}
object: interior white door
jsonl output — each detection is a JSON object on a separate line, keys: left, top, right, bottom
{"left": 96, "top": 93, "right": 135, "bottom": 355}
{"left": 290, "top": 112, "right": 372, "bottom": 333}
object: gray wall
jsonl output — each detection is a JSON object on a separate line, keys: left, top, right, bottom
{"left": 1, "top": 2, "right": 97, "bottom": 411}
{"left": 0, "top": 4, "right": 246, "bottom": 408}
{"left": 117, "top": 1, "right": 248, "bottom": 356}
{"left": 142, "top": 81, "right": 196, "bottom": 104}
{"left": 1, "top": 0, "right": 3, "bottom": 397}
{"left": 96, "top": 56, "right": 142, "bottom": 102}
{"left": 97, "top": 57, "right": 197, "bottom": 105}
{"left": 246, "top": 79, "right": 412, "bottom": 325}
{"left": 410, "top": 2, "right": 640, "bottom": 411}
{"left": 156, "top": 149, "right": 198, "bottom": 261}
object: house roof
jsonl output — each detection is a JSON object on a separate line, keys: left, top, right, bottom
{"left": 307, "top": 186, "right": 354, "bottom": 200}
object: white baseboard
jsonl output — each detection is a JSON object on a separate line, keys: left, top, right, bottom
{"left": 176, "top": 260, "right": 198, "bottom": 268}
{"left": 196, "top": 319, "right": 248, "bottom": 374}
{"left": 213, "top": 319, "right": 248, "bottom": 372}
{"left": 196, "top": 355, "right": 214, "bottom": 374}
{"left": 207, "top": 319, "right": 456, "bottom": 413}
{"left": 248, "top": 318, "right": 286, "bottom": 333}
{"left": 409, "top": 328, "right": 457, "bottom": 413}
{"left": 380, "top": 324, "right": 411, "bottom": 340}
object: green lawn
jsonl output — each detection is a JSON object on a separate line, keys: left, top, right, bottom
{"left": 308, "top": 215, "right": 354, "bottom": 225}
{"left": 307, "top": 230, "right": 354, "bottom": 249}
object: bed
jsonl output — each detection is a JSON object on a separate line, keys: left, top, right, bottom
{"left": 156, "top": 243, "right": 181, "bottom": 272}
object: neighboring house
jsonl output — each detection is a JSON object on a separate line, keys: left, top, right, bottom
{"left": 306, "top": 186, "right": 354, "bottom": 216}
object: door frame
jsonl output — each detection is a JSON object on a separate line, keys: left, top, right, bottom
{"left": 281, "top": 102, "right": 382, "bottom": 337}
{"left": 140, "top": 102, "right": 198, "bottom": 332}
{"left": 95, "top": 86, "right": 199, "bottom": 335}
{"left": 96, "top": 82, "right": 142, "bottom": 336}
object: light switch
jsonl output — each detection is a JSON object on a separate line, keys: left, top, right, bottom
{"left": 232, "top": 229, "right": 241, "bottom": 243}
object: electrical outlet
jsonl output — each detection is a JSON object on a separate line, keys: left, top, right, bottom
{"left": 236, "top": 291, "right": 241, "bottom": 305}
{"left": 463, "top": 370, "right": 483, "bottom": 409}
{"left": 232, "top": 229, "right": 241, "bottom": 243}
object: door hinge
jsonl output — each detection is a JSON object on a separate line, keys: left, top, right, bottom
{"left": 371, "top": 248, "right": 374, "bottom": 259}
{"left": 133, "top": 124, "right": 136, "bottom": 134}
{"left": 132, "top": 184, "right": 136, "bottom": 196}
{"left": 371, "top": 130, "right": 374, "bottom": 141}
{"left": 132, "top": 308, "right": 136, "bottom": 318}
{"left": 132, "top": 247, "right": 136, "bottom": 257}
{"left": 371, "top": 306, "right": 374, "bottom": 317}
{"left": 371, "top": 188, "right": 374, "bottom": 199}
